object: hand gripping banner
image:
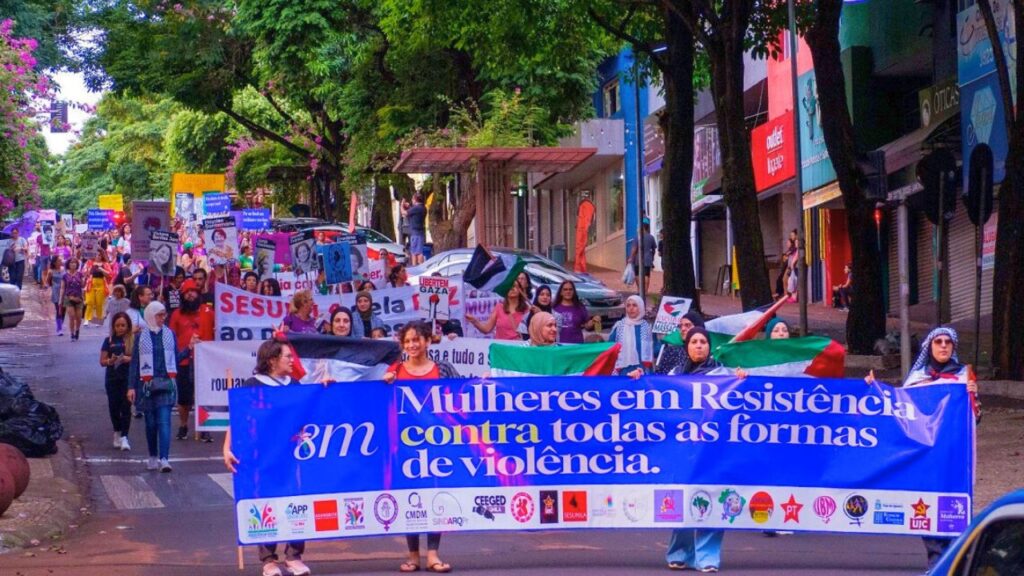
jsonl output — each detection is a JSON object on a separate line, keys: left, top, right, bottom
{"left": 229, "top": 376, "right": 974, "bottom": 544}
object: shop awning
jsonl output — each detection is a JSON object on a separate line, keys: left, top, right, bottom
{"left": 393, "top": 147, "right": 597, "bottom": 174}
{"left": 803, "top": 181, "right": 843, "bottom": 210}
{"left": 533, "top": 152, "right": 623, "bottom": 189}
{"left": 878, "top": 114, "right": 960, "bottom": 174}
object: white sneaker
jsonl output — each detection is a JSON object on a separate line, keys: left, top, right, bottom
{"left": 146, "top": 457, "right": 158, "bottom": 470}
{"left": 113, "top": 432, "right": 122, "bottom": 448}
{"left": 262, "top": 562, "right": 283, "bottom": 576}
{"left": 285, "top": 559, "right": 310, "bottom": 576}
{"left": 120, "top": 436, "right": 131, "bottom": 451}
{"left": 159, "top": 458, "right": 172, "bottom": 472}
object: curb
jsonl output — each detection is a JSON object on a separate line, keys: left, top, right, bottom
{"left": 0, "top": 439, "right": 86, "bottom": 553}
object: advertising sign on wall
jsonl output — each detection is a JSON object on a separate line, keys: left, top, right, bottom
{"left": 752, "top": 110, "right": 796, "bottom": 193}
{"left": 797, "top": 70, "right": 837, "bottom": 193}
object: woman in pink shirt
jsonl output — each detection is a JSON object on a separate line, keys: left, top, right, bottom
{"left": 466, "top": 283, "right": 528, "bottom": 340}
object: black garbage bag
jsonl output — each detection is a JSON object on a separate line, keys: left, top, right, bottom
{"left": 0, "top": 368, "right": 63, "bottom": 457}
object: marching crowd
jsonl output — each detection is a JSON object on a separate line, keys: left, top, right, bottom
{"left": 2, "top": 217, "right": 978, "bottom": 576}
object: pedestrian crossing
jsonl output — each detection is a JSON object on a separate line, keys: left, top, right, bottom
{"left": 95, "top": 471, "right": 235, "bottom": 511}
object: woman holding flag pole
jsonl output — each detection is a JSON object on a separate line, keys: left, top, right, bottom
{"left": 383, "top": 321, "right": 459, "bottom": 573}
{"left": 865, "top": 326, "right": 979, "bottom": 569}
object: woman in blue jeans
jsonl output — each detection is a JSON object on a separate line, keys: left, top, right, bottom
{"left": 127, "top": 301, "right": 184, "bottom": 473}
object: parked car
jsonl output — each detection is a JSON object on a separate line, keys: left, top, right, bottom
{"left": 407, "top": 248, "right": 625, "bottom": 323}
{"left": 270, "top": 219, "right": 406, "bottom": 263}
{"left": 928, "top": 488, "right": 1024, "bottom": 575}
{"left": 0, "top": 283, "right": 24, "bottom": 329}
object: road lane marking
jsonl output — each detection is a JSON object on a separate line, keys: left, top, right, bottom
{"left": 82, "top": 456, "right": 223, "bottom": 464}
{"left": 100, "top": 475, "right": 165, "bottom": 510}
{"left": 208, "top": 472, "right": 234, "bottom": 498}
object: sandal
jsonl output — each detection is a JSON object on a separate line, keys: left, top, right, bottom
{"left": 399, "top": 561, "right": 421, "bottom": 572}
{"left": 699, "top": 567, "right": 719, "bottom": 573}
{"left": 668, "top": 562, "right": 688, "bottom": 570}
{"left": 426, "top": 561, "right": 452, "bottom": 573}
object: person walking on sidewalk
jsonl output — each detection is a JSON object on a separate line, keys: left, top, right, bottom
{"left": 127, "top": 301, "right": 181, "bottom": 472}
{"left": 61, "top": 258, "right": 86, "bottom": 341}
{"left": 101, "top": 312, "right": 134, "bottom": 451}
{"left": 223, "top": 338, "right": 312, "bottom": 576}
{"left": 167, "top": 279, "right": 214, "bottom": 442}
{"left": 6, "top": 227, "right": 28, "bottom": 289}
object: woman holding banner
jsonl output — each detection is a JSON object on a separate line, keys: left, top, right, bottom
{"left": 610, "top": 295, "right": 654, "bottom": 377}
{"left": 351, "top": 291, "right": 385, "bottom": 338}
{"left": 655, "top": 311, "right": 704, "bottom": 375}
{"left": 466, "top": 283, "right": 528, "bottom": 341}
{"left": 666, "top": 326, "right": 725, "bottom": 572}
{"left": 325, "top": 306, "right": 355, "bottom": 337}
{"left": 383, "top": 321, "right": 459, "bottom": 573}
{"left": 223, "top": 339, "right": 312, "bottom": 576}
{"left": 865, "top": 326, "right": 978, "bottom": 569}
{"left": 527, "top": 312, "right": 559, "bottom": 346}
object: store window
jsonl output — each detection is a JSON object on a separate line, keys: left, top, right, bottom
{"left": 608, "top": 170, "right": 624, "bottom": 234}
{"left": 603, "top": 79, "right": 620, "bottom": 117}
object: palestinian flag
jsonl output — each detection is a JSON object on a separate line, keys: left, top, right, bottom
{"left": 715, "top": 336, "right": 846, "bottom": 378}
{"left": 197, "top": 406, "right": 229, "bottom": 429}
{"left": 662, "top": 298, "right": 787, "bottom": 349}
{"left": 286, "top": 333, "right": 402, "bottom": 382}
{"left": 489, "top": 342, "right": 621, "bottom": 377}
{"left": 463, "top": 244, "right": 527, "bottom": 297}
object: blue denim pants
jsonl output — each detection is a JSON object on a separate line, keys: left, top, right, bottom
{"left": 143, "top": 404, "right": 172, "bottom": 459}
{"left": 666, "top": 529, "right": 723, "bottom": 570}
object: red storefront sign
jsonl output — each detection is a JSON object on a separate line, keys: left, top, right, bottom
{"left": 751, "top": 110, "right": 796, "bottom": 192}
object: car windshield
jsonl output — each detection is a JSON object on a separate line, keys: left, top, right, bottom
{"left": 359, "top": 228, "right": 394, "bottom": 243}
{"left": 523, "top": 262, "right": 584, "bottom": 285}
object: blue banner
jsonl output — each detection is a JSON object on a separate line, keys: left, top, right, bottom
{"left": 87, "top": 209, "right": 114, "bottom": 231}
{"left": 204, "top": 193, "right": 231, "bottom": 215}
{"left": 241, "top": 208, "right": 271, "bottom": 231}
{"left": 229, "top": 376, "right": 973, "bottom": 544}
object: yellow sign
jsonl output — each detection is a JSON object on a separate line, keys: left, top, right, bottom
{"left": 171, "top": 173, "right": 226, "bottom": 220}
{"left": 98, "top": 194, "right": 124, "bottom": 212}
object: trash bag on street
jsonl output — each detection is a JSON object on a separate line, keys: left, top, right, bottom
{"left": 0, "top": 368, "right": 63, "bottom": 457}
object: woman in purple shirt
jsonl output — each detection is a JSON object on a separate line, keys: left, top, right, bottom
{"left": 552, "top": 280, "right": 599, "bottom": 344}
{"left": 281, "top": 290, "right": 319, "bottom": 334}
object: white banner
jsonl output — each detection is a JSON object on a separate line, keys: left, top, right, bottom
{"left": 194, "top": 340, "right": 258, "bottom": 431}
{"left": 653, "top": 296, "right": 693, "bottom": 334}
{"left": 427, "top": 337, "right": 523, "bottom": 377}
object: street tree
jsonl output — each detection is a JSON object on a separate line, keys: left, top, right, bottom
{"left": 587, "top": 1, "right": 701, "bottom": 310}
{"left": 802, "top": 0, "right": 887, "bottom": 354}
{"left": 976, "top": 0, "right": 1024, "bottom": 378}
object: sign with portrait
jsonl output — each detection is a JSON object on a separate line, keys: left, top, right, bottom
{"left": 203, "top": 216, "right": 239, "bottom": 266}
{"left": 149, "top": 230, "right": 180, "bottom": 277}
{"left": 289, "top": 230, "right": 318, "bottom": 275}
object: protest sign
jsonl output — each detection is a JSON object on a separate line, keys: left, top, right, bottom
{"left": 171, "top": 173, "right": 225, "bottom": 220}
{"left": 427, "top": 337, "right": 523, "bottom": 377}
{"left": 652, "top": 296, "right": 693, "bottom": 334}
{"left": 242, "top": 208, "right": 271, "bottom": 231}
{"left": 60, "top": 213, "right": 73, "bottom": 233}
{"left": 80, "top": 233, "right": 100, "bottom": 259}
{"left": 38, "top": 209, "right": 57, "bottom": 222}
{"left": 130, "top": 201, "right": 170, "bottom": 260}
{"left": 321, "top": 242, "right": 353, "bottom": 285}
{"left": 290, "top": 231, "right": 318, "bottom": 275}
{"left": 204, "top": 216, "right": 239, "bottom": 266}
{"left": 462, "top": 293, "right": 504, "bottom": 339}
{"left": 149, "top": 231, "right": 179, "bottom": 277}
{"left": 214, "top": 283, "right": 291, "bottom": 341}
{"left": 87, "top": 209, "right": 114, "bottom": 231}
{"left": 255, "top": 232, "right": 292, "bottom": 266}
{"left": 175, "top": 192, "right": 197, "bottom": 221}
{"left": 255, "top": 238, "right": 277, "bottom": 280}
{"left": 204, "top": 193, "right": 231, "bottom": 215}
{"left": 230, "top": 376, "right": 973, "bottom": 544}
{"left": 40, "top": 221, "right": 55, "bottom": 247}
{"left": 98, "top": 194, "right": 123, "bottom": 212}
{"left": 417, "top": 277, "right": 462, "bottom": 329}
{"left": 195, "top": 340, "right": 255, "bottom": 431}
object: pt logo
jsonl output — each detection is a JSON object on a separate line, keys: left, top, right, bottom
{"left": 911, "top": 498, "right": 932, "bottom": 531}
{"left": 782, "top": 495, "right": 803, "bottom": 524}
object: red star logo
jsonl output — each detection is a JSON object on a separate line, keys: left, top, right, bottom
{"left": 912, "top": 498, "right": 930, "bottom": 518}
{"left": 782, "top": 494, "right": 803, "bottom": 523}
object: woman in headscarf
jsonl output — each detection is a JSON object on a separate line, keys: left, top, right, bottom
{"left": 351, "top": 290, "right": 385, "bottom": 338}
{"left": 666, "top": 326, "right": 725, "bottom": 572}
{"left": 527, "top": 312, "right": 558, "bottom": 347}
{"left": 127, "top": 301, "right": 182, "bottom": 473}
{"left": 655, "top": 311, "right": 705, "bottom": 375}
{"left": 521, "top": 285, "right": 556, "bottom": 341}
{"left": 865, "top": 325, "right": 978, "bottom": 570}
{"left": 609, "top": 295, "right": 653, "bottom": 377}
{"left": 325, "top": 306, "right": 355, "bottom": 337}
{"left": 764, "top": 317, "right": 791, "bottom": 340}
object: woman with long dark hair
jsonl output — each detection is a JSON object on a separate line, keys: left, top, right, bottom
{"left": 552, "top": 280, "right": 599, "bottom": 344}
{"left": 383, "top": 321, "right": 459, "bottom": 573}
{"left": 45, "top": 255, "right": 66, "bottom": 336}
{"left": 465, "top": 283, "right": 528, "bottom": 341}
{"left": 101, "top": 312, "right": 134, "bottom": 451}
{"left": 260, "top": 278, "right": 282, "bottom": 297}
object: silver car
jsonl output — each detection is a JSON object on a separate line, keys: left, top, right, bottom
{"left": 407, "top": 248, "right": 625, "bottom": 323}
{"left": 271, "top": 219, "right": 407, "bottom": 263}
{"left": 0, "top": 283, "right": 24, "bottom": 329}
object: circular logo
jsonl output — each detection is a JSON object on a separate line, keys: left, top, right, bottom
{"left": 511, "top": 492, "right": 534, "bottom": 523}
{"left": 749, "top": 491, "right": 775, "bottom": 524}
{"left": 374, "top": 493, "right": 398, "bottom": 531}
{"left": 718, "top": 489, "right": 746, "bottom": 524}
{"left": 622, "top": 492, "right": 649, "bottom": 522}
{"left": 814, "top": 496, "right": 837, "bottom": 524}
{"left": 844, "top": 494, "right": 868, "bottom": 523}
{"left": 689, "top": 490, "right": 713, "bottom": 522}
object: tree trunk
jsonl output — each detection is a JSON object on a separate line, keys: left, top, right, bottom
{"left": 805, "top": 0, "right": 886, "bottom": 353}
{"left": 659, "top": 4, "right": 700, "bottom": 311}
{"left": 370, "top": 180, "right": 396, "bottom": 239}
{"left": 428, "top": 174, "right": 476, "bottom": 252}
{"left": 708, "top": 43, "right": 772, "bottom": 309}
{"left": 979, "top": 0, "right": 1024, "bottom": 378}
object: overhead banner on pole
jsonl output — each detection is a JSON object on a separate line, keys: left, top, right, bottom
{"left": 229, "top": 376, "right": 974, "bottom": 544}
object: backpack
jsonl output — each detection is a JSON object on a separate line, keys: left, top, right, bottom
{"left": 1, "top": 245, "right": 14, "bottom": 268}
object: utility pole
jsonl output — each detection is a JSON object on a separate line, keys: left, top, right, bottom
{"left": 788, "top": 0, "right": 809, "bottom": 334}
{"left": 633, "top": 52, "right": 646, "bottom": 303}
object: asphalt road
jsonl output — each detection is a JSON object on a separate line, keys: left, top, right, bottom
{"left": 1, "top": 285, "right": 930, "bottom": 576}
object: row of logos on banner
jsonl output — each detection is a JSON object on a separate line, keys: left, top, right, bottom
{"left": 236, "top": 485, "right": 971, "bottom": 544}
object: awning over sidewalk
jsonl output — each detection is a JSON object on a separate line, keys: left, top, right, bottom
{"left": 393, "top": 147, "right": 597, "bottom": 174}
{"left": 877, "top": 114, "right": 960, "bottom": 174}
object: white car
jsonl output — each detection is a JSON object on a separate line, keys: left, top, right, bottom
{"left": 0, "top": 283, "right": 24, "bottom": 329}
{"left": 271, "top": 219, "right": 407, "bottom": 263}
